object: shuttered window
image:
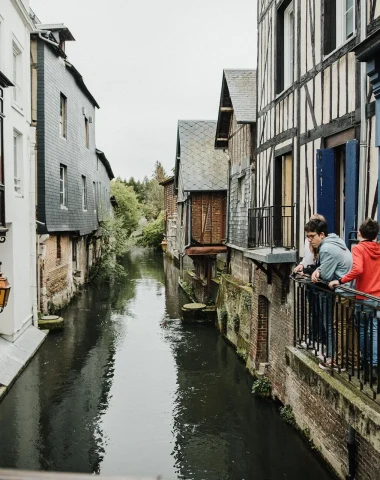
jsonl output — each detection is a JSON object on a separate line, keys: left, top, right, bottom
{"left": 316, "top": 140, "right": 358, "bottom": 246}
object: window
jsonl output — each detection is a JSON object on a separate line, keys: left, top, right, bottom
{"left": 82, "top": 175, "right": 87, "bottom": 210}
{"left": 316, "top": 140, "right": 358, "bottom": 246}
{"left": 72, "top": 238, "right": 77, "bottom": 262}
{"left": 84, "top": 118, "right": 89, "bottom": 148}
{"left": 324, "top": 0, "right": 355, "bottom": 55}
{"left": 276, "top": 1, "right": 294, "bottom": 93}
{"left": 60, "top": 164, "right": 68, "bottom": 207}
{"left": 12, "top": 43, "right": 22, "bottom": 106}
{"left": 274, "top": 153, "right": 293, "bottom": 246}
{"left": 57, "top": 235, "right": 61, "bottom": 263}
{"left": 13, "top": 130, "right": 22, "bottom": 194}
{"left": 237, "top": 176, "right": 246, "bottom": 204}
{"left": 93, "top": 181, "right": 96, "bottom": 212}
{"left": 59, "top": 94, "right": 67, "bottom": 137}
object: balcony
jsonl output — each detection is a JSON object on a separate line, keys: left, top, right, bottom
{"left": 292, "top": 275, "right": 380, "bottom": 403}
{"left": 245, "top": 205, "right": 296, "bottom": 265}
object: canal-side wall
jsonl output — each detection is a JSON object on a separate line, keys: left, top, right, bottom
{"left": 216, "top": 275, "right": 252, "bottom": 356}
{"left": 229, "top": 249, "right": 251, "bottom": 284}
{"left": 285, "top": 347, "right": 380, "bottom": 480}
{"left": 215, "top": 264, "right": 380, "bottom": 478}
{"left": 40, "top": 233, "right": 99, "bottom": 313}
{"left": 247, "top": 268, "right": 293, "bottom": 401}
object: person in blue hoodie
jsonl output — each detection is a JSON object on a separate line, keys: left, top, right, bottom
{"left": 304, "top": 219, "right": 353, "bottom": 370}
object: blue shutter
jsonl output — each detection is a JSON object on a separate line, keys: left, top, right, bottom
{"left": 345, "top": 139, "right": 359, "bottom": 246}
{"left": 316, "top": 149, "right": 336, "bottom": 233}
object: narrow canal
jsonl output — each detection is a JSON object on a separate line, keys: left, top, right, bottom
{"left": 0, "top": 249, "right": 334, "bottom": 479}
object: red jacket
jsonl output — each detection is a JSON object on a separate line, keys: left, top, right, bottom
{"left": 341, "top": 241, "right": 380, "bottom": 299}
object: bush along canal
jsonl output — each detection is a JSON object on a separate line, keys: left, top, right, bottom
{"left": 0, "top": 248, "right": 335, "bottom": 479}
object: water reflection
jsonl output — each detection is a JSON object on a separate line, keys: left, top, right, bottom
{"left": 0, "top": 249, "right": 334, "bottom": 479}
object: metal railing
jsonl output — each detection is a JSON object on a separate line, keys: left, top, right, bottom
{"left": 248, "top": 205, "right": 295, "bottom": 250}
{"left": 292, "top": 274, "right": 380, "bottom": 401}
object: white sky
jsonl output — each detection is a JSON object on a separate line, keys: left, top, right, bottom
{"left": 30, "top": 0, "right": 257, "bottom": 181}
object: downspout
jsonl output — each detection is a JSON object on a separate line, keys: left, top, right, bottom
{"left": 347, "top": 426, "right": 356, "bottom": 480}
{"left": 29, "top": 130, "right": 38, "bottom": 326}
{"left": 225, "top": 152, "right": 231, "bottom": 244}
{"left": 183, "top": 197, "right": 192, "bottom": 252}
{"left": 357, "top": 0, "right": 367, "bottom": 226}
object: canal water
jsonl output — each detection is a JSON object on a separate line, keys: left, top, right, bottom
{"left": 0, "top": 249, "right": 334, "bottom": 479}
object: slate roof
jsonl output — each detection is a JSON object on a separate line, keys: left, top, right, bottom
{"left": 176, "top": 120, "right": 228, "bottom": 192}
{"left": 224, "top": 69, "right": 256, "bottom": 123}
{"left": 215, "top": 69, "right": 256, "bottom": 149}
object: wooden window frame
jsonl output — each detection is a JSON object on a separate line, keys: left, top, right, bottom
{"left": 59, "top": 94, "right": 67, "bottom": 138}
{"left": 82, "top": 175, "right": 87, "bottom": 211}
{"left": 59, "top": 164, "right": 68, "bottom": 207}
{"left": 84, "top": 117, "right": 89, "bottom": 149}
{"left": 276, "top": 0, "right": 294, "bottom": 94}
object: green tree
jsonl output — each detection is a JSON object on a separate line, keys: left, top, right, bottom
{"left": 111, "top": 179, "right": 140, "bottom": 235}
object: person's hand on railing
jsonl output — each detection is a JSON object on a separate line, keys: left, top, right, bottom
{"left": 293, "top": 263, "right": 304, "bottom": 274}
{"left": 311, "top": 269, "right": 320, "bottom": 283}
{"left": 328, "top": 280, "right": 340, "bottom": 290}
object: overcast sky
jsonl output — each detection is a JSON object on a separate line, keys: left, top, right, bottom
{"left": 30, "top": 0, "right": 257, "bottom": 181}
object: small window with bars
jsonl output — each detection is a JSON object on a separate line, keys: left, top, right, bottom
{"left": 82, "top": 175, "right": 87, "bottom": 210}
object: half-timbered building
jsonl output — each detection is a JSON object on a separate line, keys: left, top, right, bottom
{"left": 174, "top": 120, "right": 228, "bottom": 300}
{"left": 215, "top": 69, "right": 256, "bottom": 284}
{"left": 251, "top": 1, "right": 380, "bottom": 478}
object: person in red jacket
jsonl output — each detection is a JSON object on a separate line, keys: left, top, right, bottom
{"left": 329, "top": 218, "right": 380, "bottom": 371}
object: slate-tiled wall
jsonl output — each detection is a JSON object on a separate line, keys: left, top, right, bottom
{"left": 37, "top": 41, "right": 102, "bottom": 235}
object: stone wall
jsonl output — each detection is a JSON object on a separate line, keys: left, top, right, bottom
{"left": 229, "top": 248, "right": 251, "bottom": 284}
{"left": 40, "top": 232, "right": 98, "bottom": 313}
{"left": 216, "top": 274, "right": 253, "bottom": 355}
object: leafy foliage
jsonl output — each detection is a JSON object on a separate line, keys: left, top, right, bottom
{"left": 279, "top": 405, "right": 296, "bottom": 426}
{"left": 90, "top": 217, "right": 128, "bottom": 283}
{"left": 251, "top": 377, "right": 272, "bottom": 397}
{"left": 137, "top": 211, "right": 164, "bottom": 248}
{"left": 111, "top": 179, "right": 140, "bottom": 235}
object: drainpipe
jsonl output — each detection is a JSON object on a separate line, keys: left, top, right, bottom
{"left": 358, "top": 0, "right": 367, "bottom": 226}
{"left": 183, "top": 198, "right": 192, "bottom": 252}
{"left": 346, "top": 426, "right": 356, "bottom": 480}
{"left": 29, "top": 130, "right": 38, "bottom": 327}
{"left": 224, "top": 151, "right": 231, "bottom": 245}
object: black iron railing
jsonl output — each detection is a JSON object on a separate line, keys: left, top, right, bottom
{"left": 248, "top": 205, "right": 295, "bottom": 250}
{"left": 292, "top": 275, "right": 380, "bottom": 401}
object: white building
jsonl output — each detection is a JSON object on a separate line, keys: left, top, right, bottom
{"left": 0, "top": 0, "right": 45, "bottom": 392}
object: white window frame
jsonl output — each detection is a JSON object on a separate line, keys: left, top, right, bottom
{"left": 93, "top": 181, "right": 96, "bottom": 212}
{"left": 336, "top": 0, "right": 355, "bottom": 47}
{"left": 13, "top": 130, "right": 22, "bottom": 195}
{"left": 84, "top": 117, "right": 89, "bottom": 149}
{"left": 59, "top": 94, "right": 67, "bottom": 138}
{"left": 60, "top": 164, "right": 68, "bottom": 207}
{"left": 283, "top": 2, "right": 294, "bottom": 90}
{"left": 82, "top": 175, "right": 87, "bottom": 211}
{"left": 12, "top": 41, "right": 22, "bottom": 108}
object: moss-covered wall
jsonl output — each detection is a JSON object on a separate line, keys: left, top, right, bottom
{"left": 216, "top": 274, "right": 253, "bottom": 359}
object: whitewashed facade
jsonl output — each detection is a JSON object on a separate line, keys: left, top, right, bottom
{"left": 0, "top": 0, "right": 45, "bottom": 388}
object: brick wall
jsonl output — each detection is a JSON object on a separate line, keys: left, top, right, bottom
{"left": 247, "top": 267, "right": 293, "bottom": 401}
{"left": 164, "top": 181, "right": 177, "bottom": 220}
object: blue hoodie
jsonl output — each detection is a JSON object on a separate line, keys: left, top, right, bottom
{"left": 318, "top": 234, "right": 353, "bottom": 285}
